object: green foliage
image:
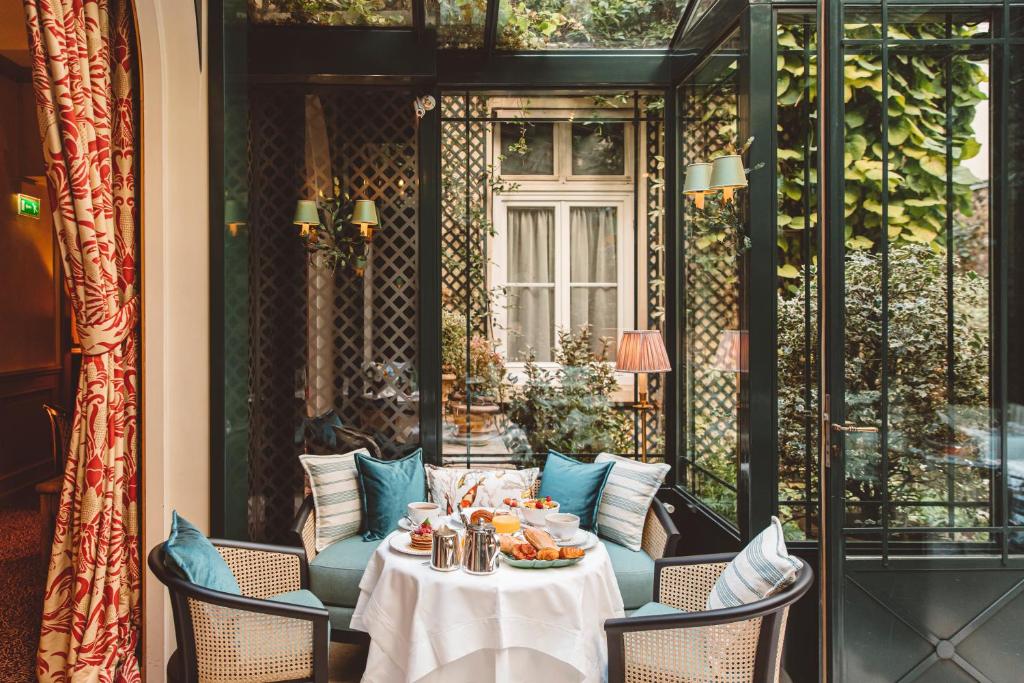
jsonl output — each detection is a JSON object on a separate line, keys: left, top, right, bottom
{"left": 777, "top": 245, "right": 990, "bottom": 535}
{"left": 499, "top": 0, "right": 682, "bottom": 49}
{"left": 506, "top": 326, "right": 631, "bottom": 461}
{"left": 441, "top": 308, "right": 468, "bottom": 374}
{"left": 252, "top": 0, "right": 410, "bottom": 26}
{"left": 775, "top": 19, "right": 986, "bottom": 280}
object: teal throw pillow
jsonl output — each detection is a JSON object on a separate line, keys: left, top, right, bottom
{"left": 164, "top": 511, "right": 241, "bottom": 594}
{"left": 537, "top": 451, "right": 613, "bottom": 531}
{"left": 355, "top": 449, "right": 426, "bottom": 541}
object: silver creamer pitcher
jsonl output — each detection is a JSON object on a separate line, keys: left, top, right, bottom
{"left": 430, "top": 525, "right": 460, "bottom": 572}
{"left": 462, "top": 521, "right": 500, "bottom": 575}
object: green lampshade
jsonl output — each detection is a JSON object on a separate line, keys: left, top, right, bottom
{"left": 293, "top": 199, "right": 320, "bottom": 226}
{"left": 224, "top": 199, "right": 247, "bottom": 225}
{"left": 352, "top": 199, "right": 379, "bottom": 226}
{"left": 683, "top": 162, "right": 712, "bottom": 195}
{"left": 709, "top": 155, "right": 748, "bottom": 190}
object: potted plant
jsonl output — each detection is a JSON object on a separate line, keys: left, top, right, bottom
{"left": 449, "top": 334, "right": 506, "bottom": 437}
{"left": 506, "top": 326, "right": 630, "bottom": 466}
{"left": 440, "top": 308, "right": 467, "bottom": 412}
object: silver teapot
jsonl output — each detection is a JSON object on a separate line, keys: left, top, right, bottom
{"left": 462, "top": 520, "right": 500, "bottom": 575}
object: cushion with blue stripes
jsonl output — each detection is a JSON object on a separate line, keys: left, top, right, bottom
{"left": 594, "top": 453, "right": 670, "bottom": 552}
{"left": 300, "top": 450, "right": 367, "bottom": 552}
{"left": 706, "top": 516, "right": 801, "bottom": 610}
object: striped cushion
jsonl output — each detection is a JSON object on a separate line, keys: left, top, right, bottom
{"left": 707, "top": 516, "right": 801, "bottom": 610}
{"left": 594, "top": 453, "right": 670, "bottom": 551}
{"left": 300, "top": 451, "right": 366, "bottom": 552}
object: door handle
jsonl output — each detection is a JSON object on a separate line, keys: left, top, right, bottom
{"left": 831, "top": 423, "right": 879, "bottom": 434}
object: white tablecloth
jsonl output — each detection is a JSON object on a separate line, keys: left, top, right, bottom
{"left": 350, "top": 531, "right": 625, "bottom": 683}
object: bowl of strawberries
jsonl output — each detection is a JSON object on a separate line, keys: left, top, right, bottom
{"left": 508, "top": 496, "right": 559, "bottom": 527}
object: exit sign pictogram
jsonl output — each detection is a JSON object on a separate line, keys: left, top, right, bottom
{"left": 17, "top": 193, "right": 41, "bottom": 219}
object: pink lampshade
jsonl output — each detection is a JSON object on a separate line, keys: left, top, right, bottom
{"left": 712, "top": 329, "right": 749, "bottom": 373}
{"left": 616, "top": 330, "right": 672, "bottom": 374}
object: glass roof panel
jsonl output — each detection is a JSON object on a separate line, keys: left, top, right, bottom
{"left": 427, "top": 0, "right": 489, "bottom": 48}
{"left": 249, "top": 0, "right": 414, "bottom": 27}
{"left": 496, "top": 0, "right": 686, "bottom": 50}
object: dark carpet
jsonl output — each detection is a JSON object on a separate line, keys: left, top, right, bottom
{"left": 0, "top": 493, "right": 45, "bottom": 683}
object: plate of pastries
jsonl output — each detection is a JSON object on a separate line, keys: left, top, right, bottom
{"left": 498, "top": 527, "right": 587, "bottom": 569}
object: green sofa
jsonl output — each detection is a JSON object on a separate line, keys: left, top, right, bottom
{"left": 291, "top": 482, "right": 680, "bottom": 641}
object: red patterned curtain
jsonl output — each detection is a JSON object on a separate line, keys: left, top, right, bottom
{"left": 23, "top": 0, "right": 141, "bottom": 681}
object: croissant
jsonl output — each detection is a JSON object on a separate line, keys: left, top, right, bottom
{"left": 559, "top": 546, "right": 585, "bottom": 560}
{"left": 536, "top": 547, "right": 559, "bottom": 561}
{"left": 512, "top": 543, "right": 537, "bottom": 560}
{"left": 498, "top": 534, "right": 516, "bottom": 555}
{"left": 523, "top": 527, "right": 557, "bottom": 550}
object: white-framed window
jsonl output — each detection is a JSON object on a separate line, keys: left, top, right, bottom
{"left": 494, "top": 120, "right": 634, "bottom": 184}
{"left": 492, "top": 194, "right": 634, "bottom": 367}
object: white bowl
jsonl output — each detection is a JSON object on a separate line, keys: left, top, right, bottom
{"left": 519, "top": 500, "right": 559, "bottom": 527}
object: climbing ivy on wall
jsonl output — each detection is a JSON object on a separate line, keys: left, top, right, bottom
{"left": 775, "top": 18, "right": 987, "bottom": 285}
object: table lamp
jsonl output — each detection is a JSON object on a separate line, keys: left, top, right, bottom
{"left": 616, "top": 330, "right": 672, "bottom": 462}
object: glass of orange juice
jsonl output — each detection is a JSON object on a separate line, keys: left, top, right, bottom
{"left": 492, "top": 512, "right": 520, "bottom": 534}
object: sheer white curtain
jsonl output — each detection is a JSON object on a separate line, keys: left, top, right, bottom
{"left": 570, "top": 206, "right": 618, "bottom": 356}
{"left": 508, "top": 207, "right": 555, "bottom": 361}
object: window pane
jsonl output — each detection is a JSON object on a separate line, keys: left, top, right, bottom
{"left": 570, "top": 206, "right": 617, "bottom": 282}
{"left": 572, "top": 123, "right": 626, "bottom": 175}
{"left": 249, "top": 0, "right": 413, "bottom": 26}
{"left": 496, "top": 0, "right": 686, "bottom": 49}
{"left": 508, "top": 207, "right": 555, "bottom": 282}
{"left": 507, "top": 286, "right": 554, "bottom": 362}
{"left": 427, "top": 0, "right": 488, "bottom": 48}
{"left": 571, "top": 287, "right": 618, "bottom": 357}
{"left": 500, "top": 122, "right": 554, "bottom": 175}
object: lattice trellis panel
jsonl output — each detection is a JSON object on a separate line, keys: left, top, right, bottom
{"left": 680, "top": 82, "right": 741, "bottom": 499}
{"left": 644, "top": 110, "right": 666, "bottom": 457}
{"left": 441, "top": 94, "right": 491, "bottom": 334}
{"left": 247, "top": 87, "right": 420, "bottom": 542}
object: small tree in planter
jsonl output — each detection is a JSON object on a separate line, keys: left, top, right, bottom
{"left": 506, "top": 326, "right": 631, "bottom": 465}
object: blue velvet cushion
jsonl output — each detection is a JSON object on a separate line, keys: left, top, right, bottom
{"left": 537, "top": 451, "right": 613, "bottom": 531}
{"left": 603, "top": 539, "right": 656, "bottom": 610}
{"left": 164, "top": 511, "right": 241, "bottom": 594}
{"left": 355, "top": 449, "right": 426, "bottom": 541}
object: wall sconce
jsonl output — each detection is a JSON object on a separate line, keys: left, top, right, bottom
{"left": 224, "top": 199, "right": 247, "bottom": 237}
{"left": 293, "top": 199, "right": 320, "bottom": 241}
{"left": 352, "top": 199, "right": 379, "bottom": 243}
{"left": 683, "top": 162, "right": 712, "bottom": 209}
{"left": 709, "top": 154, "right": 748, "bottom": 203}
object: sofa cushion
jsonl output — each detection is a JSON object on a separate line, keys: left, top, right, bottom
{"left": 269, "top": 589, "right": 326, "bottom": 610}
{"left": 707, "top": 516, "right": 800, "bottom": 610}
{"left": 300, "top": 451, "right": 366, "bottom": 552}
{"left": 631, "top": 601, "right": 684, "bottom": 618}
{"left": 538, "top": 451, "right": 613, "bottom": 531}
{"left": 309, "top": 536, "right": 383, "bottom": 607}
{"left": 164, "top": 511, "right": 241, "bottom": 595}
{"left": 595, "top": 453, "right": 670, "bottom": 551}
{"left": 603, "top": 540, "right": 655, "bottom": 610}
{"left": 355, "top": 449, "right": 426, "bottom": 541}
{"left": 425, "top": 464, "right": 539, "bottom": 510}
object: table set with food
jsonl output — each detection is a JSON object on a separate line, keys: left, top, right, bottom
{"left": 350, "top": 494, "right": 626, "bottom": 683}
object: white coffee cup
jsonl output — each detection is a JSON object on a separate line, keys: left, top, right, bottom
{"left": 408, "top": 502, "right": 440, "bottom": 526}
{"left": 546, "top": 512, "right": 580, "bottom": 542}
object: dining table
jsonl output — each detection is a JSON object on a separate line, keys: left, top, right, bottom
{"left": 349, "top": 529, "right": 625, "bottom": 683}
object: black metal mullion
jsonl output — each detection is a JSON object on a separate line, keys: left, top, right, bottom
{"left": 663, "top": 83, "right": 681, "bottom": 489}
{"left": 944, "top": 15, "right": 958, "bottom": 540}
{"left": 998, "top": 0, "right": 1011, "bottom": 564}
{"left": 483, "top": 0, "right": 500, "bottom": 54}
{"left": 463, "top": 92, "right": 473, "bottom": 468}
{"left": 880, "top": 0, "right": 892, "bottom": 566}
{"left": 800, "top": 15, "right": 815, "bottom": 540}
{"left": 419, "top": 86, "right": 443, "bottom": 467}
{"left": 632, "top": 91, "right": 642, "bottom": 460}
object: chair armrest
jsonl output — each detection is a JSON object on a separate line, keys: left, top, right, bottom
{"left": 211, "top": 539, "right": 309, "bottom": 597}
{"left": 181, "top": 584, "right": 329, "bottom": 683}
{"left": 641, "top": 497, "right": 681, "bottom": 560}
{"left": 292, "top": 495, "right": 318, "bottom": 562}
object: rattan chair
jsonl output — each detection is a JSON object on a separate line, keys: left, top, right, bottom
{"left": 604, "top": 553, "right": 813, "bottom": 683}
{"left": 148, "top": 540, "right": 330, "bottom": 683}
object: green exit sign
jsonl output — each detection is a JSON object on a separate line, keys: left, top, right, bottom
{"left": 17, "top": 193, "right": 41, "bottom": 219}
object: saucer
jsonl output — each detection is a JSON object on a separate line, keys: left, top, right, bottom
{"left": 552, "top": 529, "right": 597, "bottom": 549}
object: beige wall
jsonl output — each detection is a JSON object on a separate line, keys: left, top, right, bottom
{"left": 135, "top": 1, "right": 210, "bottom": 679}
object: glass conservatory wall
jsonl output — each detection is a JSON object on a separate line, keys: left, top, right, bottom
{"left": 677, "top": 30, "right": 746, "bottom": 526}
{"left": 248, "top": 0, "right": 415, "bottom": 26}
{"left": 496, "top": 0, "right": 687, "bottom": 49}
{"left": 440, "top": 92, "right": 667, "bottom": 468}
{"left": 775, "top": 11, "right": 819, "bottom": 540}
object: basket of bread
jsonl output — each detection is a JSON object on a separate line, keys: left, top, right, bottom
{"left": 498, "top": 527, "right": 586, "bottom": 569}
